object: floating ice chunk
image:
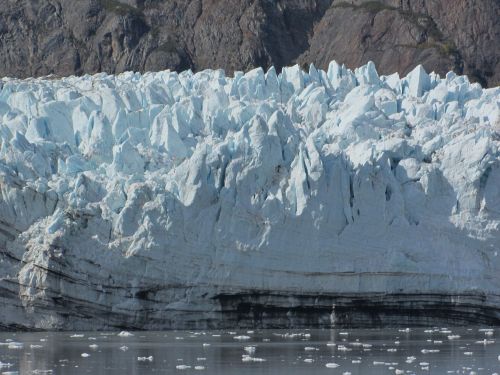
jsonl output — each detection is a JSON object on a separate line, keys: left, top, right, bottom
{"left": 117, "top": 331, "right": 134, "bottom": 337}
{"left": 81, "top": 353, "right": 89, "bottom": 358}
{"left": 244, "top": 346, "right": 256, "bottom": 354}
{"left": 325, "top": 363, "right": 340, "bottom": 368}
{"left": 233, "top": 335, "right": 251, "bottom": 341}
{"left": 475, "top": 339, "right": 495, "bottom": 345}
{"left": 7, "top": 342, "right": 23, "bottom": 349}
{"left": 337, "top": 345, "right": 351, "bottom": 352}
{"left": 241, "top": 355, "right": 266, "bottom": 362}
{"left": 194, "top": 366, "right": 205, "bottom": 370}
{"left": 421, "top": 349, "right": 440, "bottom": 353}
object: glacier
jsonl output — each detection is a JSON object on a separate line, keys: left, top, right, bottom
{"left": 0, "top": 61, "right": 499, "bottom": 330}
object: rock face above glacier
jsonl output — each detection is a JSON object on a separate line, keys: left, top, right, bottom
{"left": 0, "top": 61, "right": 499, "bottom": 330}
{"left": 1, "top": 0, "right": 499, "bottom": 88}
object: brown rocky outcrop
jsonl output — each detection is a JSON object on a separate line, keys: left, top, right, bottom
{"left": 0, "top": 0, "right": 498, "bottom": 84}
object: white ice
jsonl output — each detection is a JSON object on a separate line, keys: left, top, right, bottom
{"left": 0, "top": 61, "right": 498, "bottom": 329}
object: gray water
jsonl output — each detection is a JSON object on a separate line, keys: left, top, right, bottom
{"left": 1, "top": 328, "right": 499, "bottom": 374}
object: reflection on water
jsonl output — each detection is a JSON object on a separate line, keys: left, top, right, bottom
{"left": 0, "top": 328, "right": 499, "bottom": 374}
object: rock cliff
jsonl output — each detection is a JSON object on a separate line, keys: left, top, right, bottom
{"left": 0, "top": 0, "right": 498, "bottom": 87}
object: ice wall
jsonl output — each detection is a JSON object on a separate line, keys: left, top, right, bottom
{"left": 0, "top": 61, "right": 499, "bottom": 329}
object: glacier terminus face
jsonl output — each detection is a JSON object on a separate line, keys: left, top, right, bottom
{"left": 0, "top": 61, "right": 499, "bottom": 330}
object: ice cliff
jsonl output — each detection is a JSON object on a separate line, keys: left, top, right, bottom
{"left": 0, "top": 61, "right": 499, "bottom": 330}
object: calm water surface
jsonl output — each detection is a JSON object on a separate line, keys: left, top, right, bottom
{"left": 1, "top": 328, "right": 499, "bottom": 374}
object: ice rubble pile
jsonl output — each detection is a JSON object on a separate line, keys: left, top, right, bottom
{"left": 0, "top": 61, "right": 499, "bottom": 329}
